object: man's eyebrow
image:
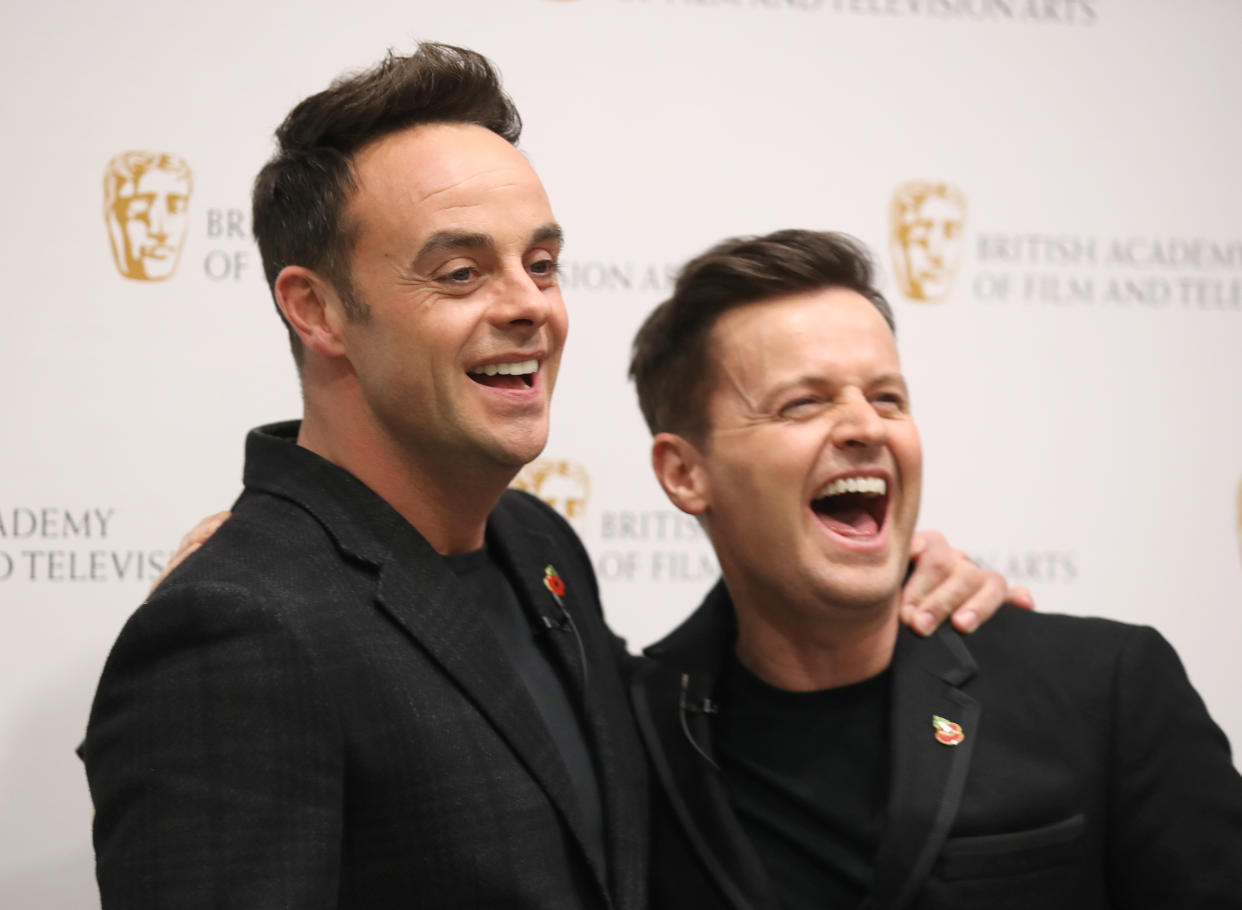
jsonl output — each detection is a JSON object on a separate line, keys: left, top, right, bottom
{"left": 412, "top": 223, "right": 564, "bottom": 266}
{"left": 414, "top": 231, "right": 496, "bottom": 262}
{"left": 871, "top": 372, "right": 909, "bottom": 388}
{"left": 764, "top": 371, "right": 908, "bottom": 397}
{"left": 531, "top": 223, "right": 565, "bottom": 248}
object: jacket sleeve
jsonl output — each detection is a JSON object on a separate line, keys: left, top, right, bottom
{"left": 1106, "top": 625, "right": 1242, "bottom": 908}
{"left": 82, "top": 581, "right": 344, "bottom": 909}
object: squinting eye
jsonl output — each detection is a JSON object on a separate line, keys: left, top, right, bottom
{"left": 446, "top": 267, "right": 474, "bottom": 282}
{"left": 780, "top": 398, "right": 820, "bottom": 417}
{"left": 529, "top": 258, "right": 558, "bottom": 276}
{"left": 873, "top": 394, "right": 905, "bottom": 413}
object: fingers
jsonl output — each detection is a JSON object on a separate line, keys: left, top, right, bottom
{"left": 905, "top": 528, "right": 935, "bottom": 563}
{"left": 903, "top": 561, "right": 997, "bottom": 637}
{"left": 149, "top": 511, "right": 232, "bottom": 595}
{"left": 946, "top": 569, "right": 1008, "bottom": 634}
{"left": 902, "top": 529, "right": 1012, "bottom": 636}
{"left": 901, "top": 530, "right": 952, "bottom": 613}
{"left": 177, "top": 510, "right": 231, "bottom": 554}
{"left": 1007, "top": 585, "right": 1035, "bottom": 611}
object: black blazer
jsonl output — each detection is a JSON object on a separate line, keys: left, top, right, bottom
{"left": 83, "top": 422, "right": 648, "bottom": 909}
{"left": 631, "top": 584, "right": 1242, "bottom": 909}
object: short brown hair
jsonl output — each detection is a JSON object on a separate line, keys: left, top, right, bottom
{"left": 629, "top": 229, "right": 895, "bottom": 442}
{"left": 252, "top": 43, "right": 522, "bottom": 365}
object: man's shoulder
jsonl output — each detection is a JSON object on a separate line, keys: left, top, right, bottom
{"left": 496, "top": 487, "right": 576, "bottom": 535}
{"left": 168, "top": 488, "right": 342, "bottom": 587}
{"left": 949, "top": 604, "right": 1175, "bottom": 689}
{"left": 130, "top": 488, "right": 376, "bottom": 650}
{"left": 970, "top": 603, "right": 1150, "bottom": 649}
{"left": 493, "top": 488, "right": 594, "bottom": 561}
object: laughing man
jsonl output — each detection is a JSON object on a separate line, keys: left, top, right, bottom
{"left": 629, "top": 229, "right": 1242, "bottom": 908}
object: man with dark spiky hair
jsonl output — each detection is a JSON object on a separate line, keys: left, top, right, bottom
{"left": 83, "top": 44, "right": 649, "bottom": 910}
{"left": 629, "top": 229, "right": 1242, "bottom": 908}
{"left": 82, "top": 47, "right": 1014, "bottom": 909}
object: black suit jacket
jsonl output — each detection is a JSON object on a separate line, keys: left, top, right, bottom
{"left": 83, "top": 422, "right": 648, "bottom": 909}
{"left": 631, "top": 584, "right": 1242, "bottom": 909}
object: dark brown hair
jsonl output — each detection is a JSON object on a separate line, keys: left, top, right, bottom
{"left": 252, "top": 43, "right": 522, "bottom": 364}
{"left": 629, "top": 229, "right": 895, "bottom": 442}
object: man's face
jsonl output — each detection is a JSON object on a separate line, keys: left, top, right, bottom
{"left": 694, "top": 289, "right": 922, "bottom": 624}
{"left": 113, "top": 168, "right": 191, "bottom": 280}
{"left": 338, "top": 123, "right": 567, "bottom": 477}
{"left": 897, "top": 194, "right": 963, "bottom": 300}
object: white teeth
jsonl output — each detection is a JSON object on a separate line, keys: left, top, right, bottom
{"left": 816, "top": 476, "right": 887, "bottom": 499}
{"left": 469, "top": 359, "right": 538, "bottom": 377}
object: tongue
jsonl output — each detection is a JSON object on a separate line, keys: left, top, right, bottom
{"left": 472, "top": 374, "right": 528, "bottom": 390}
{"left": 819, "top": 506, "right": 879, "bottom": 537}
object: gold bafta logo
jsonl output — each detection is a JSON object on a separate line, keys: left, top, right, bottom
{"left": 512, "top": 459, "right": 591, "bottom": 523}
{"left": 1236, "top": 476, "right": 1242, "bottom": 570}
{"left": 104, "top": 151, "right": 193, "bottom": 281}
{"left": 889, "top": 180, "right": 967, "bottom": 303}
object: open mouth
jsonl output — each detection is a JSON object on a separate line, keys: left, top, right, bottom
{"left": 467, "top": 359, "right": 537, "bottom": 390}
{"left": 810, "top": 475, "right": 889, "bottom": 538}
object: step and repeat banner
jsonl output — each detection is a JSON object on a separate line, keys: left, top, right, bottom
{"left": 3, "top": 0, "right": 1239, "bottom": 904}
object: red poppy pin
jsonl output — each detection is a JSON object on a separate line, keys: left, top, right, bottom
{"left": 932, "top": 715, "right": 964, "bottom": 747}
{"left": 543, "top": 564, "right": 566, "bottom": 600}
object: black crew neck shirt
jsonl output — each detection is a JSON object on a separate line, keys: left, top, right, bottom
{"left": 443, "top": 547, "right": 606, "bottom": 874}
{"left": 715, "top": 654, "right": 891, "bottom": 908}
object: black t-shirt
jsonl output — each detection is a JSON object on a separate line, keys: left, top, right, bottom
{"left": 444, "top": 547, "right": 606, "bottom": 873}
{"left": 715, "top": 654, "right": 891, "bottom": 909}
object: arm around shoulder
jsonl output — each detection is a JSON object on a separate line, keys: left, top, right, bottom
{"left": 83, "top": 581, "right": 344, "bottom": 909}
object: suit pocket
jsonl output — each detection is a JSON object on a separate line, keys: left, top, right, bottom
{"left": 935, "top": 813, "right": 1086, "bottom": 881}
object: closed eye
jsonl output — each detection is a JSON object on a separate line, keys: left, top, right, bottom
{"left": 779, "top": 397, "right": 824, "bottom": 419}
{"left": 872, "top": 392, "right": 907, "bottom": 415}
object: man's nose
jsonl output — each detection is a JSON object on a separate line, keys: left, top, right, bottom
{"left": 831, "top": 389, "right": 887, "bottom": 449}
{"left": 489, "top": 268, "right": 554, "bottom": 328}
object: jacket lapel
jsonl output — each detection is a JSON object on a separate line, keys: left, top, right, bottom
{"left": 488, "top": 519, "right": 587, "bottom": 690}
{"left": 633, "top": 663, "right": 775, "bottom": 910}
{"left": 371, "top": 521, "right": 602, "bottom": 891}
{"left": 635, "top": 583, "right": 775, "bottom": 910}
{"left": 486, "top": 505, "right": 639, "bottom": 903}
{"left": 865, "top": 626, "right": 980, "bottom": 910}
{"left": 243, "top": 424, "right": 613, "bottom": 899}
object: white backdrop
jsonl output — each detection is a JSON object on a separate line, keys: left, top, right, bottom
{"left": 3, "top": 0, "right": 1240, "bottom": 905}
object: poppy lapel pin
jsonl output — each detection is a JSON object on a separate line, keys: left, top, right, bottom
{"left": 932, "top": 715, "right": 965, "bottom": 746}
{"left": 543, "top": 564, "right": 566, "bottom": 608}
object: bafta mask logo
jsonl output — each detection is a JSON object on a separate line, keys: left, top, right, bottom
{"left": 104, "top": 151, "right": 193, "bottom": 281}
{"left": 512, "top": 459, "right": 591, "bottom": 523}
{"left": 1236, "top": 476, "right": 1242, "bottom": 570}
{"left": 889, "top": 180, "right": 967, "bottom": 303}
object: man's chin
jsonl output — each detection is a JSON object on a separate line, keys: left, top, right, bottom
{"left": 814, "top": 562, "right": 907, "bottom": 616}
{"left": 488, "top": 434, "right": 549, "bottom": 472}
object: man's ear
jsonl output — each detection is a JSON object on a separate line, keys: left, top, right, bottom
{"left": 651, "top": 432, "right": 710, "bottom": 516}
{"left": 274, "top": 265, "right": 348, "bottom": 359}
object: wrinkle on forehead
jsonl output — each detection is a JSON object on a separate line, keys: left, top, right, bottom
{"left": 415, "top": 171, "right": 533, "bottom": 207}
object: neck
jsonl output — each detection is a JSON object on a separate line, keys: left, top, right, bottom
{"left": 297, "top": 366, "right": 515, "bottom": 555}
{"left": 732, "top": 590, "right": 900, "bottom": 692}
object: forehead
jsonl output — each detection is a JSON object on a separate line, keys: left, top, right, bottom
{"left": 709, "top": 288, "right": 899, "bottom": 390}
{"left": 347, "top": 123, "right": 552, "bottom": 242}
